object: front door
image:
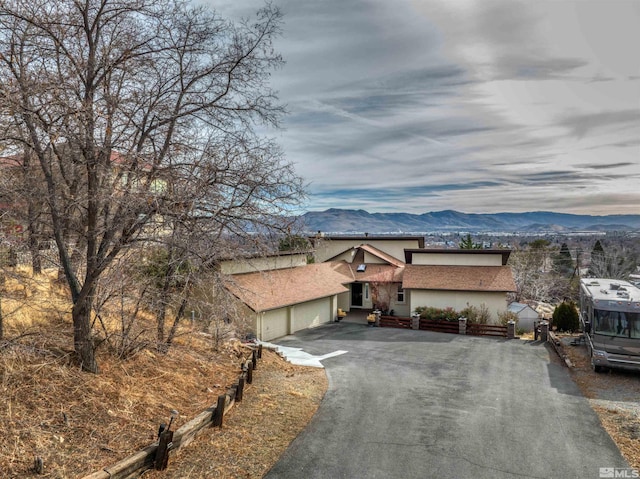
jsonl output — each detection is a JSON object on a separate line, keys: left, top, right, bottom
{"left": 351, "top": 283, "right": 363, "bottom": 308}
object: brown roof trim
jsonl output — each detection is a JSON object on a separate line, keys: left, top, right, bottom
{"left": 404, "top": 248, "right": 511, "bottom": 265}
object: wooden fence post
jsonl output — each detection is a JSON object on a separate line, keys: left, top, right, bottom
{"left": 212, "top": 395, "right": 226, "bottom": 427}
{"left": 257, "top": 343, "right": 263, "bottom": 359}
{"left": 246, "top": 361, "right": 253, "bottom": 384}
{"left": 154, "top": 429, "right": 173, "bottom": 470}
{"left": 252, "top": 349, "right": 257, "bottom": 370}
{"left": 34, "top": 456, "right": 44, "bottom": 474}
{"left": 237, "top": 377, "right": 245, "bottom": 402}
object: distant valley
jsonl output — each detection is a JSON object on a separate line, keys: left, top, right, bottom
{"left": 300, "top": 209, "right": 640, "bottom": 234}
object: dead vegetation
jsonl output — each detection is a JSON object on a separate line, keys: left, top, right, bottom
{"left": 0, "top": 269, "right": 327, "bottom": 478}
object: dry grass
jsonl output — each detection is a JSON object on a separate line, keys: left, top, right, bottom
{"left": 143, "top": 351, "right": 327, "bottom": 479}
{"left": 1, "top": 268, "right": 327, "bottom": 478}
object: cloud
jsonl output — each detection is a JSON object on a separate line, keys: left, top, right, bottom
{"left": 577, "top": 162, "right": 635, "bottom": 170}
{"left": 558, "top": 109, "right": 640, "bottom": 139}
{"left": 209, "top": 0, "right": 640, "bottom": 215}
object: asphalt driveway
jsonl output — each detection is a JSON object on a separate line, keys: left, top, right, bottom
{"left": 265, "top": 322, "right": 631, "bottom": 479}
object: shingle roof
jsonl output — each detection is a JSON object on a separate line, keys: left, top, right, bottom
{"left": 225, "top": 261, "right": 352, "bottom": 312}
{"left": 403, "top": 265, "right": 516, "bottom": 292}
{"left": 348, "top": 263, "right": 404, "bottom": 283}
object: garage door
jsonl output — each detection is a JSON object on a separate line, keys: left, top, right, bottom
{"left": 262, "top": 308, "right": 288, "bottom": 341}
{"left": 293, "top": 298, "right": 330, "bottom": 333}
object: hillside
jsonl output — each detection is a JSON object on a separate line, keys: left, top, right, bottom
{"left": 0, "top": 269, "right": 326, "bottom": 478}
{"left": 301, "top": 209, "right": 640, "bottom": 234}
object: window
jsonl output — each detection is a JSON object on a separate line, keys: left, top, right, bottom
{"left": 594, "top": 309, "right": 640, "bottom": 338}
{"left": 364, "top": 283, "right": 369, "bottom": 300}
{"left": 397, "top": 284, "right": 405, "bottom": 304}
{"left": 357, "top": 264, "right": 366, "bottom": 272}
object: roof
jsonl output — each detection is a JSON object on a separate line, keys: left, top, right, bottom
{"left": 580, "top": 278, "right": 640, "bottom": 303}
{"left": 508, "top": 302, "right": 537, "bottom": 314}
{"left": 348, "top": 263, "right": 404, "bottom": 283}
{"left": 225, "top": 261, "right": 352, "bottom": 312}
{"left": 403, "top": 265, "right": 516, "bottom": 292}
{"left": 404, "top": 248, "right": 511, "bottom": 265}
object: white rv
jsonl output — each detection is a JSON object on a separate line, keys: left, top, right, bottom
{"left": 579, "top": 278, "right": 640, "bottom": 373}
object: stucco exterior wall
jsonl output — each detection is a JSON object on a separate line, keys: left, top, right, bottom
{"left": 390, "top": 291, "right": 411, "bottom": 317}
{"left": 330, "top": 250, "right": 356, "bottom": 262}
{"left": 409, "top": 290, "right": 508, "bottom": 323}
{"left": 337, "top": 291, "right": 350, "bottom": 312}
{"left": 220, "top": 253, "right": 308, "bottom": 275}
{"left": 314, "top": 238, "right": 420, "bottom": 263}
{"left": 411, "top": 252, "right": 503, "bottom": 266}
{"left": 363, "top": 251, "right": 387, "bottom": 264}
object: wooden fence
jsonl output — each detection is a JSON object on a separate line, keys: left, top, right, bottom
{"left": 380, "top": 316, "right": 509, "bottom": 338}
{"left": 82, "top": 345, "right": 263, "bottom": 479}
{"left": 467, "top": 323, "right": 508, "bottom": 338}
{"left": 378, "top": 316, "right": 412, "bottom": 329}
{"left": 418, "top": 318, "right": 461, "bottom": 334}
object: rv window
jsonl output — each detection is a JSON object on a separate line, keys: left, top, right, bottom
{"left": 630, "top": 313, "right": 640, "bottom": 339}
{"left": 594, "top": 310, "right": 640, "bottom": 338}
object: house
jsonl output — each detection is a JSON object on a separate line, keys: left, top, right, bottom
{"left": 218, "top": 251, "right": 309, "bottom": 275}
{"left": 224, "top": 236, "right": 517, "bottom": 341}
{"left": 507, "top": 302, "right": 540, "bottom": 332}
{"left": 403, "top": 249, "right": 516, "bottom": 322}
{"left": 310, "top": 234, "right": 424, "bottom": 264}
{"left": 225, "top": 261, "right": 352, "bottom": 341}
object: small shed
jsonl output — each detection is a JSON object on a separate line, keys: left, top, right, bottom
{"left": 508, "top": 302, "right": 540, "bottom": 332}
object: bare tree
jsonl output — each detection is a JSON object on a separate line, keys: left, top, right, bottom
{"left": 192, "top": 271, "right": 250, "bottom": 351}
{"left": 0, "top": 0, "right": 303, "bottom": 372}
{"left": 588, "top": 244, "right": 638, "bottom": 280}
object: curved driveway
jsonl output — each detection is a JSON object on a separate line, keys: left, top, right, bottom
{"left": 266, "top": 322, "right": 629, "bottom": 479}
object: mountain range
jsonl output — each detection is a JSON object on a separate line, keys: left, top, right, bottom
{"left": 301, "top": 209, "right": 640, "bottom": 234}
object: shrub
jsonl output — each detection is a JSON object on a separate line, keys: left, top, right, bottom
{"left": 460, "top": 303, "right": 491, "bottom": 324}
{"left": 415, "top": 306, "right": 459, "bottom": 321}
{"left": 497, "top": 310, "right": 519, "bottom": 326}
{"left": 552, "top": 301, "right": 579, "bottom": 332}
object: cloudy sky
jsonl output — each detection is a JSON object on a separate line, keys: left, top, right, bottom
{"left": 208, "top": 0, "right": 640, "bottom": 216}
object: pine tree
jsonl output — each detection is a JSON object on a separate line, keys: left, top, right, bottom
{"left": 554, "top": 243, "right": 574, "bottom": 277}
{"left": 459, "top": 234, "right": 482, "bottom": 249}
{"left": 588, "top": 240, "right": 605, "bottom": 277}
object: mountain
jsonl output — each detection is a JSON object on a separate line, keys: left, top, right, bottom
{"left": 301, "top": 209, "right": 640, "bottom": 234}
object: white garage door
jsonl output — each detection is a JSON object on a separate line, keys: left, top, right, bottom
{"left": 293, "top": 298, "right": 330, "bottom": 332}
{"left": 261, "top": 308, "right": 288, "bottom": 341}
